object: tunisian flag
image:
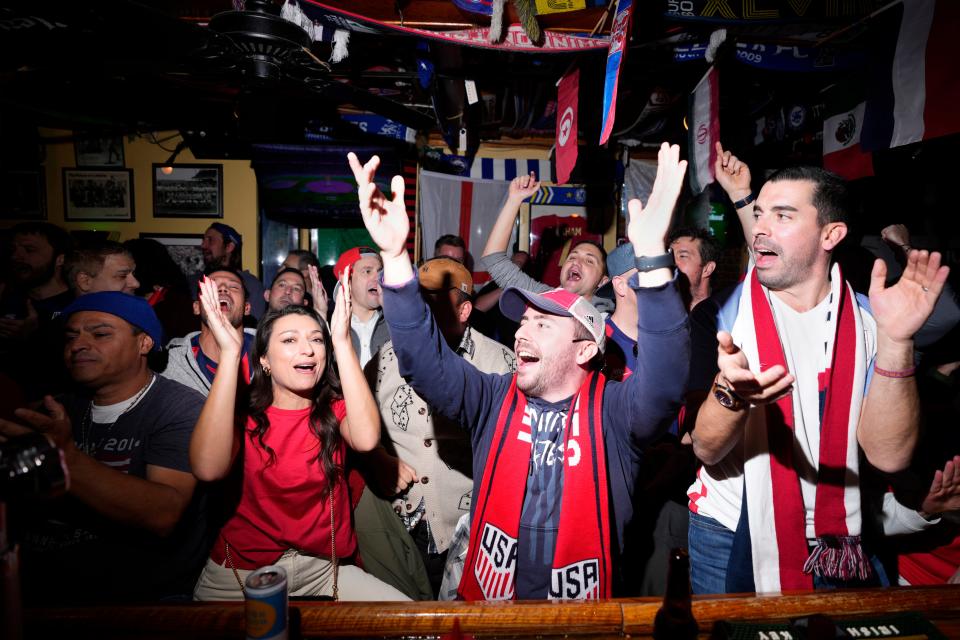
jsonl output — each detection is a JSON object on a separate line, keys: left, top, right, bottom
{"left": 555, "top": 67, "right": 580, "bottom": 185}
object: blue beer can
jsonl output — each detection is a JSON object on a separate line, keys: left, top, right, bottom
{"left": 244, "top": 565, "right": 288, "bottom": 640}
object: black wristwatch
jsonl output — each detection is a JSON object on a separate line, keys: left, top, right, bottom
{"left": 635, "top": 249, "right": 675, "bottom": 273}
{"left": 712, "top": 375, "right": 746, "bottom": 411}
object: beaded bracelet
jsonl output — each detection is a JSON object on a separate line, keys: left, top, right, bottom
{"left": 873, "top": 363, "right": 916, "bottom": 378}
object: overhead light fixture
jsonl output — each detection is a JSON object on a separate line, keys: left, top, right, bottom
{"left": 162, "top": 140, "right": 188, "bottom": 174}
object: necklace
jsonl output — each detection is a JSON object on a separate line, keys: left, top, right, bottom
{"left": 79, "top": 374, "right": 155, "bottom": 456}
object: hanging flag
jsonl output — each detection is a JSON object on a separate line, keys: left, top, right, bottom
{"left": 598, "top": 0, "right": 633, "bottom": 144}
{"left": 555, "top": 67, "right": 580, "bottom": 185}
{"left": 688, "top": 65, "right": 719, "bottom": 194}
{"left": 299, "top": 1, "right": 609, "bottom": 52}
{"left": 418, "top": 170, "right": 513, "bottom": 285}
{"left": 823, "top": 102, "right": 874, "bottom": 181}
{"left": 861, "top": 0, "right": 960, "bottom": 151}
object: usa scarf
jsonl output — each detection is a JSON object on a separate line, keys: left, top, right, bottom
{"left": 458, "top": 372, "right": 612, "bottom": 600}
{"left": 733, "top": 263, "right": 873, "bottom": 592}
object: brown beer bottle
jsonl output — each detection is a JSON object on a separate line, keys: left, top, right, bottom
{"left": 653, "top": 547, "right": 699, "bottom": 640}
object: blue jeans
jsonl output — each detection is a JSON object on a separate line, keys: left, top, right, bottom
{"left": 688, "top": 511, "right": 735, "bottom": 595}
{"left": 688, "top": 511, "right": 890, "bottom": 594}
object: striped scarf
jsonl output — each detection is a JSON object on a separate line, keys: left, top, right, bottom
{"left": 733, "top": 264, "right": 872, "bottom": 592}
{"left": 458, "top": 372, "right": 612, "bottom": 600}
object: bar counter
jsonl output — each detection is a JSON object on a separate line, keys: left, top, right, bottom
{"left": 23, "top": 585, "right": 960, "bottom": 638}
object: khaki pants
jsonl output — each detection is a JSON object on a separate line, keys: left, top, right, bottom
{"left": 193, "top": 549, "right": 411, "bottom": 601}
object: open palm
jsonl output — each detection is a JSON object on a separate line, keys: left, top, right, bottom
{"left": 869, "top": 250, "right": 950, "bottom": 343}
{"left": 626, "top": 143, "right": 687, "bottom": 254}
{"left": 198, "top": 276, "right": 242, "bottom": 355}
{"left": 347, "top": 152, "right": 409, "bottom": 258}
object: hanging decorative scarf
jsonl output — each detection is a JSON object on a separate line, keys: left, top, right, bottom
{"left": 458, "top": 372, "right": 612, "bottom": 600}
{"left": 733, "top": 263, "right": 873, "bottom": 592}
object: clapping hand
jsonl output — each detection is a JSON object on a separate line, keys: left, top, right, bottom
{"left": 329, "top": 265, "right": 352, "bottom": 348}
{"left": 308, "top": 265, "right": 328, "bottom": 319}
{"left": 920, "top": 455, "right": 960, "bottom": 519}
{"left": 869, "top": 250, "right": 950, "bottom": 345}
{"left": 198, "top": 276, "right": 243, "bottom": 357}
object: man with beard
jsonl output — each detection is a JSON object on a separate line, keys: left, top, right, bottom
{"left": 0, "top": 222, "right": 74, "bottom": 399}
{"left": 685, "top": 165, "right": 950, "bottom": 594}
{"left": 334, "top": 246, "right": 388, "bottom": 368}
{"left": 480, "top": 174, "right": 612, "bottom": 315}
{"left": 0, "top": 291, "right": 206, "bottom": 604}
{"left": 349, "top": 143, "right": 689, "bottom": 600}
{"left": 162, "top": 268, "right": 254, "bottom": 395}
{"left": 190, "top": 223, "right": 264, "bottom": 320}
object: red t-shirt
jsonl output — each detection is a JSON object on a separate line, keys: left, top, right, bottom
{"left": 210, "top": 400, "right": 356, "bottom": 569}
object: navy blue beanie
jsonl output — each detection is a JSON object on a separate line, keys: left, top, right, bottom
{"left": 61, "top": 291, "right": 164, "bottom": 351}
{"left": 209, "top": 222, "right": 242, "bottom": 247}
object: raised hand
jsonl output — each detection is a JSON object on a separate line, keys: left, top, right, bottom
{"left": 198, "top": 276, "right": 243, "bottom": 356}
{"left": 308, "top": 264, "right": 328, "bottom": 319}
{"left": 0, "top": 298, "right": 39, "bottom": 340}
{"left": 869, "top": 251, "right": 950, "bottom": 344}
{"left": 714, "top": 141, "right": 752, "bottom": 202}
{"left": 347, "top": 152, "right": 409, "bottom": 259}
{"left": 716, "top": 331, "right": 794, "bottom": 406}
{"left": 626, "top": 142, "right": 687, "bottom": 256}
{"left": 329, "top": 265, "right": 352, "bottom": 347}
{"left": 507, "top": 171, "right": 540, "bottom": 202}
{"left": 920, "top": 455, "right": 960, "bottom": 518}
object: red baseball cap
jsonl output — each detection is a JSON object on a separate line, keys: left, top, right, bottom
{"left": 500, "top": 287, "right": 605, "bottom": 353}
{"left": 333, "top": 246, "right": 379, "bottom": 280}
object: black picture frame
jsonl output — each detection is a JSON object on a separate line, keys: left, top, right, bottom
{"left": 139, "top": 232, "right": 205, "bottom": 277}
{"left": 0, "top": 170, "right": 46, "bottom": 220}
{"left": 62, "top": 168, "right": 135, "bottom": 222}
{"left": 152, "top": 163, "right": 223, "bottom": 218}
{"left": 74, "top": 136, "right": 125, "bottom": 168}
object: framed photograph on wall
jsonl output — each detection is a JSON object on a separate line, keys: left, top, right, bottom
{"left": 152, "top": 164, "right": 223, "bottom": 218}
{"left": 62, "top": 168, "right": 134, "bottom": 221}
{"left": 0, "top": 170, "right": 46, "bottom": 220}
{"left": 139, "top": 232, "right": 205, "bottom": 277}
{"left": 75, "top": 136, "right": 125, "bottom": 167}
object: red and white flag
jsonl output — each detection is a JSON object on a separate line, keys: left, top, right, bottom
{"left": 555, "top": 67, "right": 580, "bottom": 185}
{"left": 688, "top": 65, "right": 718, "bottom": 194}
{"left": 418, "top": 170, "right": 512, "bottom": 286}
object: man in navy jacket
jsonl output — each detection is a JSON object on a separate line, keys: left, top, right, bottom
{"left": 348, "top": 144, "right": 690, "bottom": 600}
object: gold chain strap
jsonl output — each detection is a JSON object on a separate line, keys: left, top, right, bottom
{"left": 330, "top": 485, "right": 339, "bottom": 601}
{"left": 225, "top": 540, "right": 245, "bottom": 593}
{"left": 223, "top": 486, "right": 339, "bottom": 601}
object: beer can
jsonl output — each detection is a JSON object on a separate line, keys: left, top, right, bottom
{"left": 244, "top": 565, "right": 288, "bottom": 640}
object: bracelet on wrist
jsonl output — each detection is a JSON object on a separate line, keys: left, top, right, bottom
{"left": 873, "top": 363, "right": 916, "bottom": 378}
{"left": 732, "top": 192, "right": 756, "bottom": 209}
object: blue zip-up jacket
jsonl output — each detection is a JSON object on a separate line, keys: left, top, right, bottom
{"left": 381, "top": 267, "right": 690, "bottom": 597}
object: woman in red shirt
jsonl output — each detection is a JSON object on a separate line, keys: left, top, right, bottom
{"left": 190, "top": 267, "right": 408, "bottom": 601}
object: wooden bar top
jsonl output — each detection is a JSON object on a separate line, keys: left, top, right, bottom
{"left": 24, "top": 585, "right": 960, "bottom": 639}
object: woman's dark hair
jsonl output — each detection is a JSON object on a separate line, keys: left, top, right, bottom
{"left": 248, "top": 305, "right": 343, "bottom": 495}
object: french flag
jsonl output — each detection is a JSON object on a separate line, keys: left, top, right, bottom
{"left": 860, "top": 0, "right": 960, "bottom": 151}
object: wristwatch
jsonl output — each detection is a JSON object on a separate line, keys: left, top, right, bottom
{"left": 712, "top": 375, "right": 746, "bottom": 411}
{"left": 635, "top": 249, "right": 675, "bottom": 273}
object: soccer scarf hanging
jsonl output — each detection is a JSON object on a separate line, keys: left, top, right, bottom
{"left": 733, "top": 264, "right": 872, "bottom": 592}
{"left": 458, "top": 372, "right": 612, "bottom": 600}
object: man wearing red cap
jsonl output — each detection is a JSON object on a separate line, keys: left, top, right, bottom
{"left": 348, "top": 143, "right": 690, "bottom": 600}
{"left": 334, "top": 246, "right": 389, "bottom": 367}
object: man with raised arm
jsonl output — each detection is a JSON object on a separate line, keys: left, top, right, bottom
{"left": 347, "top": 144, "right": 690, "bottom": 600}
{"left": 685, "top": 163, "right": 950, "bottom": 594}
{"left": 480, "top": 173, "right": 612, "bottom": 313}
